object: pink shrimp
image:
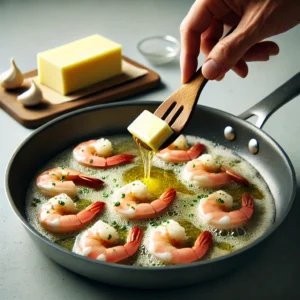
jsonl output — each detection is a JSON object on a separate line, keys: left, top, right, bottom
{"left": 36, "top": 167, "right": 104, "bottom": 198}
{"left": 148, "top": 220, "right": 212, "bottom": 264}
{"left": 38, "top": 193, "right": 105, "bottom": 233}
{"left": 199, "top": 191, "right": 254, "bottom": 230}
{"left": 156, "top": 143, "right": 206, "bottom": 163}
{"left": 73, "top": 220, "right": 142, "bottom": 263}
{"left": 73, "top": 138, "right": 135, "bottom": 168}
{"left": 182, "top": 154, "right": 249, "bottom": 188}
{"left": 113, "top": 180, "right": 176, "bottom": 220}
{"left": 156, "top": 135, "right": 206, "bottom": 163}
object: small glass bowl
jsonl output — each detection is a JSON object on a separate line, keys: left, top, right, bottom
{"left": 137, "top": 35, "right": 180, "bottom": 65}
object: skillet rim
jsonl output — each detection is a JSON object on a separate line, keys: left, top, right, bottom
{"left": 5, "top": 100, "right": 297, "bottom": 272}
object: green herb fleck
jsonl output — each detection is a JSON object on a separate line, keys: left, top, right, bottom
{"left": 121, "top": 193, "right": 125, "bottom": 198}
{"left": 58, "top": 200, "right": 65, "bottom": 206}
{"left": 114, "top": 201, "right": 120, "bottom": 207}
{"left": 217, "top": 198, "right": 225, "bottom": 204}
{"left": 192, "top": 164, "right": 195, "bottom": 168}
{"left": 103, "top": 192, "right": 108, "bottom": 198}
{"left": 33, "top": 198, "right": 41, "bottom": 204}
{"left": 52, "top": 182, "right": 56, "bottom": 186}
{"left": 121, "top": 225, "right": 126, "bottom": 230}
{"left": 90, "top": 159, "right": 94, "bottom": 163}
{"left": 107, "top": 234, "right": 112, "bottom": 240}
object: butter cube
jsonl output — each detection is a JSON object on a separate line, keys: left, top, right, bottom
{"left": 38, "top": 35, "right": 122, "bottom": 95}
{"left": 128, "top": 110, "right": 173, "bottom": 152}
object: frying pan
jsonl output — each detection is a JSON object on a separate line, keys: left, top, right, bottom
{"left": 5, "top": 72, "right": 300, "bottom": 289}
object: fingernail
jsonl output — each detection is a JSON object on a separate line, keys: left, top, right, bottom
{"left": 202, "top": 59, "right": 222, "bottom": 79}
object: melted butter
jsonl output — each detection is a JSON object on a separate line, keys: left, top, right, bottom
{"left": 179, "top": 220, "right": 202, "bottom": 247}
{"left": 137, "top": 142, "right": 154, "bottom": 178}
{"left": 55, "top": 236, "right": 76, "bottom": 251}
{"left": 74, "top": 199, "right": 92, "bottom": 210}
{"left": 25, "top": 134, "right": 276, "bottom": 267}
{"left": 214, "top": 241, "right": 233, "bottom": 252}
{"left": 123, "top": 164, "right": 194, "bottom": 198}
{"left": 223, "top": 184, "right": 264, "bottom": 203}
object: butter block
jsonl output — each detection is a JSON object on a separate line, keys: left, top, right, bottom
{"left": 38, "top": 35, "right": 122, "bottom": 95}
{"left": 128, "top": 110, "right": 173, "bottom": 151}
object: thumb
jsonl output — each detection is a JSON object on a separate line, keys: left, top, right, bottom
{"left": 202, "top": 25, "right": 256, "bottom": 80}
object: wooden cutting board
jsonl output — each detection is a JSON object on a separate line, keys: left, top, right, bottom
{"left": 0, "top": 56, "right": 160, "bottom": 129}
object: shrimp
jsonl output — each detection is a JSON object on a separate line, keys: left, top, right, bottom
{"left": 73, "top": 220, "right": 142, "bottom": 263}
{"left": 36, "top": 167, "right": 104, "bottom": 198}
{"left": 182, "top": 154, "right": 249, "bottom": 188}
{"left": 73, "top": 138, "right": 135, "bottom": 168}
{"left": 113, "top": 180, "right": 176, "bottom": 220}
{"left": 199, "top": 190, "right": 254, "bottom": 230}
{"left": 156, "top": 135, "right": 206, "bottom": 163}
{"left": 38, "top": 193, "right": 105, "bottom": 233}
{"left": 148, "top": 220, "right": 212, "bottom": 265}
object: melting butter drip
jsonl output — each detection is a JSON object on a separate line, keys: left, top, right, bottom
{"left": 136, "top": 141, "right": 155, "bottom": 179}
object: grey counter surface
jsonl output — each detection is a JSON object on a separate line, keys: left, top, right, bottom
{"left": 1, "top": 0, "right": 300, "bottom": 299}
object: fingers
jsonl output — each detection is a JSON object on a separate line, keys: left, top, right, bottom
{"left": 180, "top": 1, "right": 213, "bottom": 83}
{"left": 232, "top": 59, "right": 248, "bottom": 78}
{"left": 200, "top": 18, "right": 224, "bottom": 57}
{"left": 243, "top": 41, "right": 279, "bottom": 61}
{"left": 202, "top": 23, "right": 256, "bottom": 79}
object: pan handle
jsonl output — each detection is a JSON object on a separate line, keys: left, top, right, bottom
{"left": 238, "top": 72, "right": 300, "bottom": 129}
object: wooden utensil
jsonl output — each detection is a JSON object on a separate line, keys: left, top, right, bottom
{"left": 154, "top": 67, "right": 208, "bottom": 149}
{"left": 152, "top": 26, "right": 237, "bottom": 150}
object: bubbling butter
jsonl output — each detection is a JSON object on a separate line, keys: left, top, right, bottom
{"left": 25, "top": 134, "right": 275, "bottom": 267}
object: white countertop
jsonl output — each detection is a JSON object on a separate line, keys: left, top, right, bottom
{"left": 1, "top": 0, "right": 300, "bottom": 299}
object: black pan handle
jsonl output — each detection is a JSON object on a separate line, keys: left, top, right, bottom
{"left": 238, "top": 72, "right": 300, "bottom": 129}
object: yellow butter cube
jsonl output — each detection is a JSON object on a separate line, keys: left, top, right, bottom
{"left": 38, "top": 35, "right": 122, "bottom": 95}
{"left": 127, "top": 110, "right": 173, "bottom": 152}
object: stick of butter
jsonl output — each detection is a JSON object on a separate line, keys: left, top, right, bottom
{"left": 38, "top": 35, "right": 122, "bottom": 95}
{"left": 127, "top": 110, "right": 173, "bottom": 152}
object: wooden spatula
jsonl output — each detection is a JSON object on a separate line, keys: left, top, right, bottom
{"left": 153, "top": 27, "right": 236, "bottom": 150}
{"left": 154, "top": 67, "right": 208, "bottom": 149}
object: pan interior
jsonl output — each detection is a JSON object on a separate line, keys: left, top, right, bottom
{"left": 6, "top": 102, "right": 295, "bottom": 266}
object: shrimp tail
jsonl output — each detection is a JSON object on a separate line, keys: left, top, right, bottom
{"left": 77, "top": 201, "right": 105, "bottom": 224}
{"left": 76, "top": 175, "right": 104, "bottom": 188}
{"left": 193, "top": 231, "right": 212, "bottom": 259}
{"left": 124, "top": 226, "right": 143, "bottom": 256}
{"left": 187, "top": 143, "right": 206, "bottom": 160}
{"left": 151, "top": 188, "right": 177, "bottom": 214}
{"left": 106, "top": 154, "right": 136, "bottom": 167}
{"left": 221, "top": 166, "right": 249, "bottom": 186}
{"left": 240, "top": 193, "right": 254, "bottom": 219}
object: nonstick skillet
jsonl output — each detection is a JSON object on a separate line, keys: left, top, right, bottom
{"left": 5, "top": 72, "right": 300, "bottom": 289}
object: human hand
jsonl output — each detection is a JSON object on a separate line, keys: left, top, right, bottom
{"left": 180, "top": 0, "right": 300, "bottom": 83}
